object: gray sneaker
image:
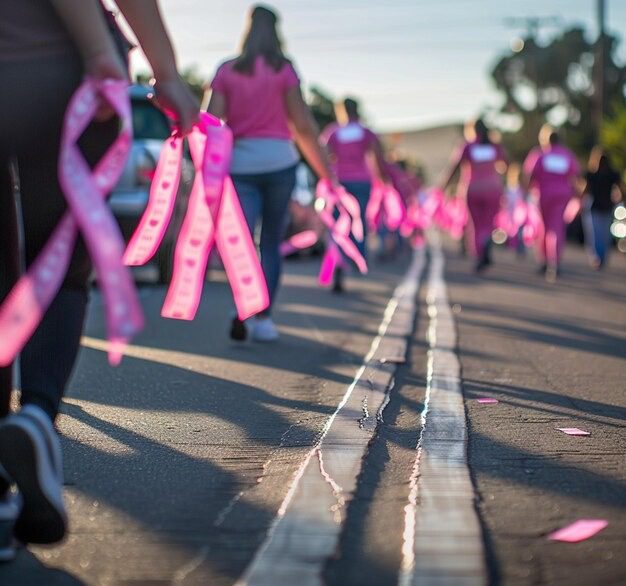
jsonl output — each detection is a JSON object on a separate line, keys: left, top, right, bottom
{"left": 20, "top": 405, "right": 63, "bottom": 482}
{"left": 0, "top": 409, "right": 67, "bottom": 544}
{"left": 251, "top": 317, "right": 279, "bottom": 342}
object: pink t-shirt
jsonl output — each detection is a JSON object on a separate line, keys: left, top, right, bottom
{"left": 456, "top": 141, "right": 506, "bottom": 194}
{"left": 211, "top": 56, "right": 300, "bottom": 140}
{"left": 321, "top": 122, "right": 376, "bottom": 182}
{"left": 524, "top": 145, "right": 580, "bottom": 200}
{"left": 386, "top": 162, "right": 413, "bottom": 200}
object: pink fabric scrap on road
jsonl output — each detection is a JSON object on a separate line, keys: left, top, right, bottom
{"left": 557, "top": 427, "right": 590, "bottom": 436}
{"left": 548, "top": 519, "right": 608, "bottom": 542}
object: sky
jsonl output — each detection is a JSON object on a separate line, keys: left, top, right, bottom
{"left": 127, "top": 0, "right": 626, "bottom": 133}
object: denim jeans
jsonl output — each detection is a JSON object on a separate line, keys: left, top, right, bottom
{"left": 231, "top": 165, "right": 297, "bottom": 313}
{"left": 583, "top": 207, "right": 613, "bottom": 264}
{"left": 341, "top": 181, "right": 371, "bottom": 260}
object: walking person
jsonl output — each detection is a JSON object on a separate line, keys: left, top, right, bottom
{"left": 207, "top": 4, "right": 333, "bottom": 341}
{"left": 441, "top": 119, "right": 507, "bottom": 273}
{"left": 523, "top": 125, "right": 581, "bottom": 281}
{"left": 376, "top": 158, "right": 411, "bottom": 263}
{"left": 320, "top": 98, "right": 388, "bottom": 270}
{"left": 0, "top": 0, "right": 198, "bottom": 557}
{"left": 582, "top": 146, "right": 624, "bottom": 269}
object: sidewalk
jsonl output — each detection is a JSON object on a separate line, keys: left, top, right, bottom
{"left": 446, "top": 241, "right": 626, "bottom": 584}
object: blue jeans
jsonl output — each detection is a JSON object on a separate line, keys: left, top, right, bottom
{"left": 341, "top": 181, "right": 371, "bottom": 260}
{"left": 583, "top": 207, "right": 613, "bottom": 264}
{"left": 231, "top": 165, "right": 297, "bottom": 313}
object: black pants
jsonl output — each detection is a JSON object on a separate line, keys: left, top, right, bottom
{"left": 0, "top": 53, "right": 117, "bottom": 421}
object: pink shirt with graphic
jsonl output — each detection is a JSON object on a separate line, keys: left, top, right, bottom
{"left": 321, "top": 122, "right": 377, "bottom": 182}
{"left": 211, "top": 56, "right": 300, "bottom": 140}
{"left": 455, "top": 141, "right": 506, "bottom": 195}
{"left": 523, "top": 145, "right": 580, "bottom": 200}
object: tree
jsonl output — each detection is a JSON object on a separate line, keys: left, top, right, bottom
{"left": 134, "top": 67, "right": 205, "bottom": 103}
{"left": 306, "top": 86, "right": 336, "bottom": 131}
{"left": 601, "top": 103, "right": 626, "bottom": 174}
{"left": 491, "top": 26, "right": 626, "bottom": 161}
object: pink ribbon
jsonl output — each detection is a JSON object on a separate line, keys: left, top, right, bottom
{"left": 315, "top": 180, "right": 368, "bottom": 285}
{"left": 437, "top": 196, "right": 468, "bottom": 240}
{"left": 522, "top": 199, "right": 544, "bottom": 246}
{"left": 279, "top": 230, "right": 319, "bottom": 257}
{"left": 366, "top": 180, "right": 406, "bottom": 232}
{"left": 495, "top": 199, "right": 528, "bottom": 241}
{"left": 0, "top": 79, "right": 143, "bottom": 366}
{"left": 422, "top": 188, "right": 469, "bottom": 240}
{"left": 400, "top": 189, "right": 434, "bottom": 244}
{"left": 124, "top": 113, "right": 269, "bottom": 321}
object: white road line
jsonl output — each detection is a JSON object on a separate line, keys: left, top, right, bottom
{"left": 399, "top": 234, "right": 487, "bottom": 586}
{"left": 238, "top": 249, "right": 426, "bottom": 586}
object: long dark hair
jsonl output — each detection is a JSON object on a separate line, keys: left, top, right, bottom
{"left": 233, "top": 5, "right": 287, "bottom": 74}
{"left": 464, "top": 118, "right": 491, "bottom": 144}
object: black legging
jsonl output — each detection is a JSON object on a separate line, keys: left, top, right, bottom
{"left": 0, "top": 53, "right": 117, "bottom": 421}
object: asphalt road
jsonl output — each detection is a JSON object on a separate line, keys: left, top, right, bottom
{"left": 447, "top": 243, "right": 626, "bottom": 585}
{"left": 0, "top": 239, "right": 624, "bottom": 585}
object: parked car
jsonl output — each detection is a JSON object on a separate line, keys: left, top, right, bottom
{"left": 108, "top": 85, "right": 193, "bottom": 283}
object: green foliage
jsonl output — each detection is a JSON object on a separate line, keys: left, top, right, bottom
{"left": 134, "top": 67, "right": 206, "bottom": 102}
{"left": 491, "top": 26, "right": 626, "bottom": 161}
{"left": 601, "top": 103, "right": 626, "bottom": 174}
{"left": 306, "top": 86, "right": 336, "bottom": 130}
{"left": 179, "top": 67, "right": 207, "bottom": 102}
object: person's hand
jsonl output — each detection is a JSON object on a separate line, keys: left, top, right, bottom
{"left": 329, "top": 174, "right": 340, "bottom": 190}
{"left": 152, "top": 75, "right": 200, "bottom": 136}
{"left": 83, "top": 48, "right": 128, "bottom": 121}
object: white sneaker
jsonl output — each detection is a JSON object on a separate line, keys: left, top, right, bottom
{"left": 251, "top": 317, "right": 279, "bottom": 342}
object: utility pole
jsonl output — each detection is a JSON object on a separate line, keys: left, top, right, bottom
{"left": 594, "top": 0, "right": 607, "bottom": 140}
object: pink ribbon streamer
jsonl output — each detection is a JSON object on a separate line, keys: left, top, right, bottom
{"left": 522, "top": 199, "right": 544, "bottom": 247}
{"left": 399, "top": 190, "right": 432, "bottom": 248}
{"left": 124, "top": 113, "right": 269, "bottom": 321}
{"left": 424, "top": 188, "right": 468, "bottom": 240}
{"left": 124, "top": 136, "right": 183, "bottom": 265}
{"left": 548, "top": 519, "right": 608, "bottom": 542}
{"left": 0, "top": 79, "right": 143, "bottom": 366}
{"left": 366, "top": 181, "right": 406, "bottom": 232}
{"left": 316, "top": 180, "right": 368, "bottom": 285}
{"left": 279, "top": 230, "right": 319, "bottom": 257}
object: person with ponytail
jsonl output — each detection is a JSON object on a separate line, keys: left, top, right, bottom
{"left": 441, "top": 118, "right": 507, "bottom": 273}
{"left": 208, "top": 4, "right": 333, "bottom": 342}
{"left": 582, "top": 146, "right": 624, "bottom": 269}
